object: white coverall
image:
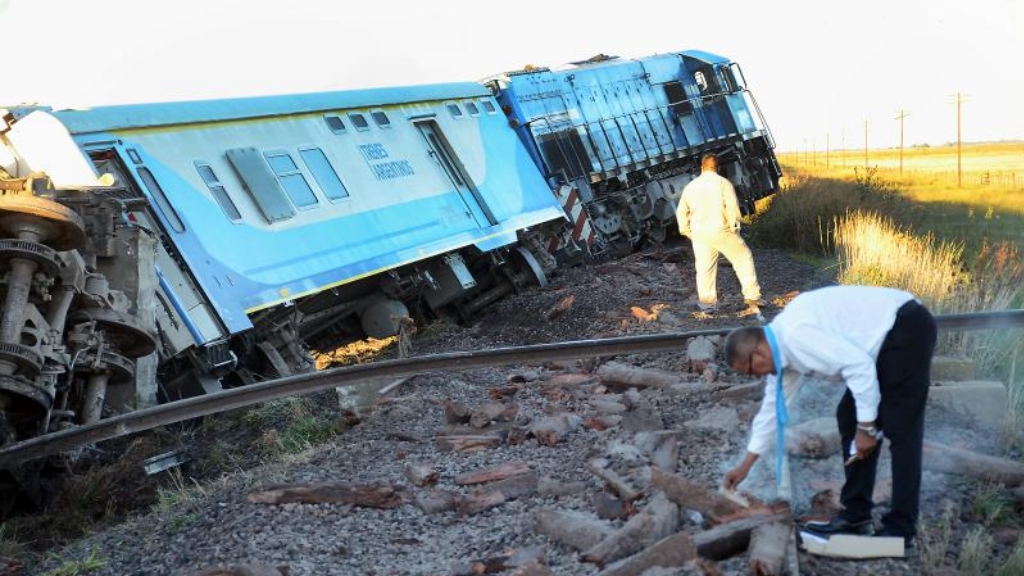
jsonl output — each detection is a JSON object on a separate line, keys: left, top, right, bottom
{"left": 675, "top": 170, "right": 761, "bottom": 310}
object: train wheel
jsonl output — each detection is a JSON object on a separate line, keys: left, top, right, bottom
{"left": 359, "top": 299, "right": 410, "bottom": 339}
{"left": 0, "top": 194, "right": 86, "bottom": 252}
{"left": 608, "top": 236, "right": 635, "bottom": 258}
{"left": 67, "top": 308, "right": 158, "bottom": 359}
{"left": 645, "top": 222, "right": 668, "bottom": 245}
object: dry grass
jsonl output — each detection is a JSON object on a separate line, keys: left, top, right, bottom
{"left": 748, "top": 168, "right": 917, "bottom": 254}
{"left": 833, "top": 211, "right": 965, "bottom": 307}
{"left": 918, "top": 501, "right": 956, "bottom": 573}
{"left": 996, "top": 540, "right": 1024, "bottom": 576}
{"left": 958, "top": 526, "right": 995, "bottom": 576}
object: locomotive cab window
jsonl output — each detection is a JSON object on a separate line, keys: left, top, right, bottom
{"left": 300, "top": 147, "right": 350, "bottom": 201}
{"left": 465, "top": 102, "right": 480, "bottom": 116}
{"left": 264, "top": 152, "right": 319, "bottom": 208}
{"left": 324, "top": 115, "right": 347, "bottom": 134}
{"left": 371, "top": 110, "right": 391, "bottom": 128}
{"left": 481, "top": 100, "right": 497, "bottom": 114}
{"left": 195, "top": 162, "right": 242, "bottom": 221}
{"left": 694, "top": 71, "right": 708, "bottom": 93}
{"left": 446, "top": 103, "right": 464, "bottom": 118}
{"left": 721, "top": 64, "right": 743, "bottom": 92}
{"left": 349, "top": 113, "right": 370, "bottom": 131}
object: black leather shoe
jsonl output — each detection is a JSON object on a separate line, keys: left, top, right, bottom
{"left": 802, "top": 516, "right": 873, "bottom": 536}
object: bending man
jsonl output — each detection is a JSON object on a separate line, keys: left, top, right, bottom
{"left": 722, "top": 285, "right": 937, "bottom": 548}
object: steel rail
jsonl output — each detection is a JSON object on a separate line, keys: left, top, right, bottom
{"left": 1, "top": 309, "right": 1023, "bottom": 468}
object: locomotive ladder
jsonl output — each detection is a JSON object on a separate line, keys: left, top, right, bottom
{"left": 1, "top": 309, "right": 1023, "bottom": 468}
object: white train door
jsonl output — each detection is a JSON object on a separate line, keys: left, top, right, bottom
{"left": 415, "top": 122, "right": 496, "bottom": 227}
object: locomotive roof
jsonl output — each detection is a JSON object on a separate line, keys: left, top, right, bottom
{"left": 32, "top": 82, "right": 490, "bottom": 134}
{"left": 487, "top": 49, "right": 730, "bottom": 83}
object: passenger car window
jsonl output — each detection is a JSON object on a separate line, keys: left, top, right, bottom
{"left": 264, "top": 152, "right": 319, "bottom": 208}
{"left": 195, "top": 162, "right": 242, "bottom": 220}
{"left": 300, "top": 148, "right": 350, "bottom": 201}
{"left": 371, "top": 111, "right": 391, "bottom": 127}
{"left": 349, "top": 113, "right": 370, "bottom": 131}
{"left": 324, "top": 116, "right": 347, "bottom": 134}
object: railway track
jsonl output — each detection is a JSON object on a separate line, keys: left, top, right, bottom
{"left": 1, "top": 309, "right": 1023, "bottom": 469}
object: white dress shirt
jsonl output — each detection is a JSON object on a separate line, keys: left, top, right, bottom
{"left": 675, "top": 171, "right": 741, "bottom": 237}
{"left": 746, "top": 286, "right": 916, "bottom": 455}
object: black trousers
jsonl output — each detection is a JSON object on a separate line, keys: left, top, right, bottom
{"left": 836, "top": 300, "right": 937, "bottom": 537}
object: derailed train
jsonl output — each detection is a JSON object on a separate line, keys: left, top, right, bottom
{"left": 0, "top": 50, "right": 780, "bottom": 447}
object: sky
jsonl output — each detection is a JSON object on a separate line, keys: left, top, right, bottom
{"left": 1, "top": 0, "right": 1021, "bottom": 152}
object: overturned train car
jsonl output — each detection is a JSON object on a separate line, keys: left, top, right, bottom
{"left": 488, "top": 50, "right": 781, "bottom": 259}
{"left": 0, "top": 83, "right": 565, "bottom": 444}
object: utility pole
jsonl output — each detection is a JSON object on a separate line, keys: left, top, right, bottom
{"left": 826, "top": 133, "right": 830, "bottom": 169}
{"left": 895, "top": 109, "right": 910, "bottom": 175}
{"left": 949, "top": 92, "right": 968, "bottom": 187}
{"left": 864, "top": 120, "right": 869, "bottom": 170}
{"left": 812, "top": 137, "right": 817, "bottom": 167}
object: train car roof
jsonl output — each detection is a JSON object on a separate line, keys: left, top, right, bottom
{"left": 18, "top": 82, "right": 490, "bottom": 134}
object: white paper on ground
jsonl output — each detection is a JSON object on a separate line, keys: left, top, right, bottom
{"left": 799, "top": 531, "right": 904, "bottom": 559}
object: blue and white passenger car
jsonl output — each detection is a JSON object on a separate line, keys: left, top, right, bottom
{"left": 0, "top": 82, "right": 564, "bottom": 426}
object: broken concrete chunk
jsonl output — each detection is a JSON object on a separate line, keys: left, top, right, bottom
{"left": 403, "top": 462, "right": 439, "bottom": 487}
{"left": 533, "top": 508, "right": 614, "bottom": 551}
{"left": 530, "top": 414, "right": 581, "bottom": 446}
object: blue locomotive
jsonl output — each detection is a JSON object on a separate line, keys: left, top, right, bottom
{"left": 488, "top": 50, "right": 779, "bottom": 259}
{"left": 0, "top": 49, "right": 778, "bottom": 443}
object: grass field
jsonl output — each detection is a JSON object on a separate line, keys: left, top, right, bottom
{"left": 778, "top": 141, "right": 1024, "bottom": 254}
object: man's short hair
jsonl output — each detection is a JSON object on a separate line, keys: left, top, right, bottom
{"left": 700, "top": 153, "right": 718, "bottom": 170}
{"left": 724, "top": 326, "right": 765, "bottom": 365}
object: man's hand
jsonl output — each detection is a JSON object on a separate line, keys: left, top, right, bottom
{"left": 854, "top": 427, "right": 880, "bottom": 459}
{"left": 723, "top": 452, "right": 759, "bottom": 491}
{"left": 724, "top": 466, "right": 749, "bottom": 491}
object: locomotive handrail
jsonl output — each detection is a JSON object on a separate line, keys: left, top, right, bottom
{"left": 742, "top": 89, "right": 776, "bottom": 150}
{"left": 1, "top": 309, "right": 1022, "bottom": 468}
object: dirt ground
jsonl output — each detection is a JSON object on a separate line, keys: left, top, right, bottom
{"left": 21, "top": 238, "right": 1024, "bottom": 576}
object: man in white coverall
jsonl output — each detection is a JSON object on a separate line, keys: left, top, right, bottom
{"left": 676, "top": 153, "right": 761, "bottom": 314}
